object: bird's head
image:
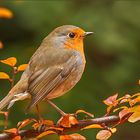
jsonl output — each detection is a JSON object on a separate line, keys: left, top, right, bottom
{"left": 47, "top": 25, "right": 93, "bottom": 51}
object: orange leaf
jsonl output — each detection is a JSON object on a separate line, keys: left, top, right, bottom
{"left": 82, "top": 124, "right": 103, "bottom": 130}
{"left": 1, "top": 57, "right": 17, "bottom": 67}
{"left": 0, "top": 7, "right": 13, "bottom": 19}
{"left": 17, "top": 118, "right": 37, "bottom": 130}
{"left": 128, "top": 105, "right": 140, "bottom": 123}
{"left": 75, "top": 109, "right": 94, "bottom": 117}
{"left": 96, "top": 130, "right": 112, "bottom": 140}
{"left": 4, "top": 128, "right": 18, "bottom": 134}
{"left": 103, "top": 93, "right": 118, "bottom": 106}
{"left": 41, "top": 120, "right": 54, "bottom": 126}
{"left": 36, "top": 130, "right": 56, "bottom": 138}
{"left": 0, "top": 72, "right": 10, "bottom": 79}
{"left": 0, "top": 41, "right": 3, "bottom": 49}
{"left": 17, "top": 64, "right": 28, "bottom": 72}
{"left": 12, "top": 136, "right": 21, "bottom": 140}
{"left": 32, "top": 122, "right": 40, "bottom": 130}
{"left": 106, "top": 105, "right": 113, "bottom": 113}
{"left": 60, "top": 133, "right": 86, "bottom": 140}
{"left": 58, "top": 114, "right": 78, "bottom": 128}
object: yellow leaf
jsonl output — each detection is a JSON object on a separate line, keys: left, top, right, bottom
{"left": 110, "top": 128, "right": 117, "bottom": 133}
{"left": 1, "top": 57, "right": 17, "bottom": 67}
{"left": 128, "top": 112, "right": 140, "bottom": 123}
{"left": 82, "top": 124, "right": 103, "bottom": 130}
{"left": 75, "top": 109, "right": 94, "bottom": 117}
{"left": 0, "top": 72, "right": 10, "bottom": 79}
{"left": 17, "top": 64, "right": 28, "bottom": 72}
{"left": 128, "top": 105, "right": 140, "bottom": 123}
{"left": 0, "top": 41, "right": 3, "bottom": 49}
{"left": 36, "top": 131, "right": 56, "bottom": 138}
{"left": 96, "top": 130, "right": 112, "bottom": 140}
{"left": 60, "top": 133, "right": 86, "bottom": 140}
{"left": 0, "top": 8, "right": 13, "bottom": 19}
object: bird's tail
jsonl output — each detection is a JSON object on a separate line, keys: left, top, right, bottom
{"left": 0, "top": 90, "right": 15, "bottom": 111}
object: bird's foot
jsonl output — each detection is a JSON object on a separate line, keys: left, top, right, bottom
{"left": 46, "top": 99, "right": 66, "bottom": 116}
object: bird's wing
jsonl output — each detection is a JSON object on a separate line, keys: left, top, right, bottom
{"left": 26, "top": 55, "right": 78, "bottom": 112}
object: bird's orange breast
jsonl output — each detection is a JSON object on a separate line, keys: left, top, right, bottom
{"left": 64, "top": 39, "right": 86, "bottom": 64}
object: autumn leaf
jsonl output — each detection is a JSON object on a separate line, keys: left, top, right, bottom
{"left": 17, "top": 118, "right": 37, "bottom": 130}
{"left": 103, "top": 93, "right": 118, "bottom": 106}
{"left": 82, "top": 124, "right": 103, "bottom": 130}
{"left": 0, "top": 7, "right": 13, "bottom": 19}
{"left": 128, "top": 105, "right": 140, "bottom": 123}
{"left": 96, "top": 130, "right": 112, "bottom": 140}
{"left": 75, "top": 109, "right": 94, "bottom": 118}
{"left": 4, "top": 128, "right": 18, "bottom": 134}
{"left": 60, "top": 133, "right": 86, "bottom": 140}
{"left": 113, "top": 106, "right": 128, "bottom": 113}
{"left": 1, "top": 57, "right": 17, "bottom": 67}
{"left": 0, "top": 72, "right": 10, "bottom": 80}
{"left": 119, "top": 108, "right": 131, "bottom": 120}
{"left": 110, "top": 128, "right": 117, "bottom": 133}
{"left": 12, "top": 136, "right": 21, "bottom": 140}
{"left": 58, "top": 114, "right": 78, "bottom": 128}
{"left": 36, "top": 130, "right": 56, "bottom": 139}
{"left": 17, "top": 64, "right": 28, "bottom": 72}
{"left": 0, "top": 41, "right": 3, "bottom": 49}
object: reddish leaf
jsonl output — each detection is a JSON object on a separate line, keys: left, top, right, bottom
{"left": 0, "top": 8, "right": 13, "bottom": 19}
{"left": 36, "top": 130, "right": 56, "bottom": 138}
{"left": 82, "top": 124, "right": 103, "bottom": 130}
{"left": 1, "top": 57, "right": 17, "bottom": 67}
{"left": 119, "top": 108, "right": 131, "bottom": 120}
{"left": 60, "top": 133, "right": 86, "bottom": 140}
{"left": 12, "top": 136, "right": 21, "bottom": 140}
{"left": 58, "top": 114, "right": 78, "bottom": 128}
{"left": 96, "top": 130, "right": 112, "bottom": 140}
{"left": 75, "top": 109, "right": 94, "bottom": 118}
{"left": 0, "top": 72, "right": 10, "bottom": 80}
{"left": 120, "top": 98, "right": 129, "bottom": 104}
{"left": 17, "top": 118, "right": 37, "bottom": 130}
{"left": 17, "top": 64, "right": 28, "bottom": 72}
{"left": 103, "top": 93, "right": 118, "bottom": 106}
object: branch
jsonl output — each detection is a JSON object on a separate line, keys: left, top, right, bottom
{"left": 0, "top": 115, "right": 120, "bottom": 140}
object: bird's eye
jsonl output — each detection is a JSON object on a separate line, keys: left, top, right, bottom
{"left": 68, "top": 32, "right": 75, "bottom": 38}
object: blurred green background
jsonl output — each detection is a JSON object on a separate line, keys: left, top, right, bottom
{"left": 0, "top": 0, "right": 140, "bottom": 139}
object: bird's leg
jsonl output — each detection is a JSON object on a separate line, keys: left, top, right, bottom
{"left": 36, "top": 104, "right": 43, "bottom": 122}
{"left": 46, "top": 99, "right": 66, "bottom": 116}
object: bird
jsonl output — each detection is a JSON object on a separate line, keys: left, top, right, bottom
{"left": 0, "top": 25, "right": 93, "bottom": 116}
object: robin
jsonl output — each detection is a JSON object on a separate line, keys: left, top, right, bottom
{"left": 0, "top": 25, "right": 93, "bottom": 116}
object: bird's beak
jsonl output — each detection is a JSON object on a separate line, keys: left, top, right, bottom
{"left": 84, "top": 32, "right": 93, "bottom": 37}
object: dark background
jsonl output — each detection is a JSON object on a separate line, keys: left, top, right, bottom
{"left": 0, "top": 0, "right": 140, "bottom": 139}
